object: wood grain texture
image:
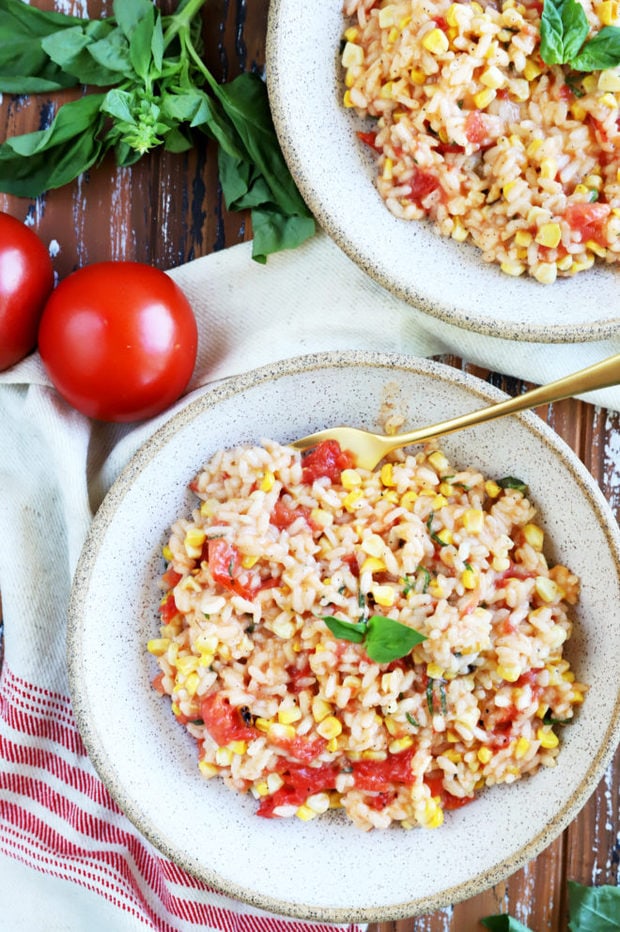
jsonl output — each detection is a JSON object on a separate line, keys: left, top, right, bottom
{"left": 0, "top": 4, "right": 617, "bottom": 930}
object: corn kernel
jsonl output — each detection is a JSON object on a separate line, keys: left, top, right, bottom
{"left": 586, "top": 238, "right": 607, "bottom": 257}
{"left": 523, "top": 523, "right": 544, "bottom": 550}
{"left": 399, "top": 15, "right": 412, "bottom": 29}
{"left": 410, "top": 68, "right": 427, "bottom": 85}
{"left": 421, "top": 796, "right": 444, "bottom": 828}
{"left": 451, "top": 218, "right": 469, "bottom": 242}
{"left": 461, "top": 567, "right": 478, "bottom": 590}
{"left": 526, "top": 138, "right": 543, "bottom": 158}
{"left": 532, "top": 262, "right": 557, "bottom": 285}
{"left": 583, "top": 74, "right": 598, "bottom": 93}
{"left": 162, "top": 544, "right": 173, "bottom": 561}
{"left": 387, "top": 25, "right": 400, "bottom": 42}
{"left": 254, "top": 717, "right": 272, "bottom": 733}
{"left": 436, "top": 527, "right": 453, "bottom": 545}
{"left": 514, "top": 736, "right": 530, "bottom": 758}
{"left": 343, "top": 89, "right": 354, "bottom": 108}
{"left": 147, "top": 638, "right": 170, "bottom": 656}
{"left": 383, "top": 490, "right": 399, "bottom": 504}
{"left": 215, "top": 746, "right": 233, "bottom": 766}
{"left": 428, "top": 579, "right": 446, "bottom": 598}
{"left": 267, "top": 772, "right": 284, "bottom": 793}
{"left": 598, "top": 68, "right": 620, "bottom": 91}
{"left": 400, "top": 490, "right": 418, "bottom": 509}
{"left": 570, "top": 689, "right": 585, "bottom": 704}
{"left": 379, "top": 81, "right": 394, "bottom": 99}
{"left": 198, "top": 760, "right": 219, "bottom": 778}
{"left": 537, "top": 726, "right": 559, "bottom": 749}
{"left": 485, "top": 479, "right": 501, "bottom": 498}
{"left": 361, "top": 534, "right": 385, "bottom": 558}
{"left": 428, "top": 450, "right": 449, "bottom": 473}
{"left": 344, "top": 26, "right": 359, "bottom": 41}
{"left": 317, "top": 715, "right": 343, "bottom": 739}
{"left": 312, "top": 697, "right": 332, "bottom": 723}
{"left": 477, "top": 746, "right": 493, "bottom": 764}
{"left": 570, "top": 100, "right": 587, "bottom": 120}
{"left": 176, "top": 654, "right": 200, "bottom": 676}
{"left": 361, "top": 556, "right": 387, "bottom": 574}
{"left": 598, "top": 92, "right": 617, "bottom": 108}
{"left": 278, "top": 706, "right": 302, "bottom": 725}
{"left": 427, "top": 662, "right": 444, "bottom": 678}
{"left": 241, "top": 553, "right": 259, "bottom": 569}
{"left": 380, "top": 463, "right": 396, "bottom": 487}
{"left": 372, "top": 584, "right": 396, "bottom": 607}
{"left": 341, "top": 41, "right": 364, "bottom": 68}
{"left": 296, "top": 804, "right": 319, "bottom": 821}
{"left": 480, "top": 65, "right": 505, "bottom": 89}
{"left": 422, "top": 27, "right": 449, "bottom": 54}
{"left": 497, "top": 663, "right": 521, "bottom": 682}
{"left": 343, "top": 489, "right": 364, "bottom": 512}
{"left": 473, "top": 87, "right": 496, "bottom": 109}
{"left": 361, "top": 749, "right": 387, "bottom": 761}
{"left": 540, "top": 159, "right": 557, "bottom": 180}
{"left": 228, "top": 740, "right": 248, "bottom": 756}
{"left": 535, "top": 576, "right": 562, "bottom": 602}
{"left": 382, "top": 157, "right": 394, "bottom": 181}
{"left": 388, "top": 735, "right": 414, "bottom": 753}
{"left": 596, "top": 0, "right": 620, "bottom": 23}
{"left": 462, "top": 508, "right": 484, "bottom": 533}
{"left": 268, "top": 722, "right": 296, "bottom": 742}
{"left": 523, "top": 58, "right": 543, "bottom": 81}
{"left": 501, "top": 259, "right": 526, "bottom": 277}
{"left": 514, "top": 229, "right": 533, "bottom": 247}
{"left": 184, "top": 527, "right": 206, "bottom": 557}
{"left": 199, "top": 498, "right": 217, "bottom": 518}
{"left": 253, "top": 780, "right": 269, "bottom": 797}
{"left": 307, "top": 792, "right": 331, "bottom": 814}
{"left": 446, "top": 2, "right": 461, "bottom": 25}
{"left": 341, "top": 468, "right": 362, "bottom": 490}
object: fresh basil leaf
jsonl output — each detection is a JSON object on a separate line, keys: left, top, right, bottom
{"left": 322, "top": 615, "right": 367, "bottom": 644}
{"left": 540, "top": 0, "right": 589, "bottom": 64}
{"left": 128, "top": 5, "right": 155, "bottom": 82}
{"left": 41, "top": 25, "right": 122, "bottom": 86}
{"left": 364, "top": 615, "right": 426, "bottom": 663}
{"left": 570, "top": 25, "right": 620, "bottom": 70}
{"left": 100, "top": 87, "right": 136, "bottom": 124}
{"left": 87, "top": 29, "right": 132, "bottom": 75}
{"left": 0, "top": 0, "right": 84, "bottom": 92}
{"left": 112, "top": 0, "right": 153, "bottom": 42}
{"left": 250, "top": 206, "right": 316, "bottom": 263}
{"left": 0, "top": 0, "right": 84, "bottom": 34}
{"left": 163, "top": 126, "right": 194, "bottom": 153}
{"left": 481, "top": 917, "right": 533, "bottom": 932}
{"left": 218, "top": 149, "right": 272, "bottom": 210}
{"left": 214, "top": 72, "right": 312, "bottom": 219}
{"left": 0, "top": 94, "right": 105, "bottom": 196}
{"left": 568, "top": 881, "right": 620, "bottom": 931}
{"left": 498, "top": 476, "right": 528, "bottom": 494}
{"left": 151, "top": 10, "right": 164, "bottom": 74}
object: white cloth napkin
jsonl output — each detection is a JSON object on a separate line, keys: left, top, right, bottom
{"left": 1, "top": 229, "right": 618, "bottom": 931}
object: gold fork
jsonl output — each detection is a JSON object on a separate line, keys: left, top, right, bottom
{"left": 291, "top": 353, "right": 620, "bottom": 470}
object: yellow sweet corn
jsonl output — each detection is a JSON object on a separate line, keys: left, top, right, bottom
{"left": 537, "top": 726, "right": 559, "bottom": 749}
{"left": 380, "top": 463, "right": 396, "bottom": 487}
{"left": 410, "top": 68, "right": 427, "bottom": 85}
{"left": 198, "top": 760, "right": 219, "bottom": 778}
{"left": 361, "top": 534, "right": 385, "bottom": 558}
{"left": 596, "top": 0, "right": 620, "bottom": 23}
{"left": 372, "top": 584, "right": 396, "bottom": 607}
{"left": 535, "top": 576, "right": 562, "bottom": 602}
{"left": 388, "top": 735, "right": 414, "bottom": 753}
{"left": 523, "top": 523, "right": 544, "bottom": 550}
{"left": 422, "top": 28, "right": 449, "bottom": 54}
{"left": 147, "top": 638, "right": 170, "bottom": 656}
{"left": 473, "top": 87, "right": 496, "bottom": 109}
{"left": 341, "top": 41, "right": 364, "bottom": 68}
{"left": 317, "top": 715, "right": 343, "bottom": 740}
{"left": 184, "top": 527, "right": 206, "bottom": 558}
{"left": 278, "top": 706, "right": 302, "bottom": 725}
{"left": 312, "top": 697, "right": 332, "bottom": 723}
{"left": 361, "top": 556, "right": 387, "bottom": 574}
{"left": 477, "top": 746, "right": 493, "bottom": 764}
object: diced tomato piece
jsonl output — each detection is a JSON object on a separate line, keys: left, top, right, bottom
{"left": 405, "top": 167, "right": 440, "bottom": 205}
{"left": 257, "top": 762, "right": 340, "bottom": 817}
{"left": 161, "top": 567, "right": 182, "bottom": 589}
{"left": 357, "top": 130, "right": 381, "bottom": 152}
{"left": 464, "top": 110, "right": 488, "bottom": 147}
{"left": 200, "top": 693, "right": 256, "bottom": 746}
{"left": 424, "top": 773, "right": 475, "bottom": 810}
{"left": 286, "top": 662, "right": 315, "bottom": 693}
{"left": 301, "top": 440, "right": 355, "bottom": 484}
{"left": 151, "top": 672, "right": 166, "bottom": 695}
{"left": 207, "top": 539, "right": 255, "bottom": 599}
{"left": 269, "top": 733, "right": 327, "bottom": 764}
{"left": 351, "top": 746, "right": 416, "bottom": 792}
{"left": 159, "top": 592, "right": 179, "bottom": 623}
{"left": 366, "top": 791, "right": 395, "bottom": 810}
{"left": 270, "top": 499, "right": 312, "bottom": 530}
{"left": 564, "top": 202, "right": 610, "bottom": 247}
{"left": 434, "top": 15, "right": 448, "bottom": 30}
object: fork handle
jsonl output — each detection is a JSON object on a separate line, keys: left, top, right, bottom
{"left": 384, "top": 353, "right": 620, "bottom": 451}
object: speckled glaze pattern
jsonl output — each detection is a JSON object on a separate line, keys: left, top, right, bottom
{"left": 67, "top": 351, "right": 620, "bottom": 924}
{"left": 265, "top": 2, "right": 620, "bottom": 344}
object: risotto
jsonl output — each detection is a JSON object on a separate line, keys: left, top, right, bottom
{"left": 148, "top": 439, "right": 585, "bottom": 831}
{"left": 341, "top": 0, "right": 620, "bottom": 283}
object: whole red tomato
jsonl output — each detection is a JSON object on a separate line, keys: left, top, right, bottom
{"left": 0, "top": 212, "right": 54, "bottom": 371}
{"left": 38, "top": 262, "right": 198, "bottom": 422}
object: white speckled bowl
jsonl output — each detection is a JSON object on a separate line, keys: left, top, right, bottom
{"left": 265, "top": 2, "right": 620, "bottom": 344}
{"left": 68, "top": 352, "right": 620, "bottom": 923}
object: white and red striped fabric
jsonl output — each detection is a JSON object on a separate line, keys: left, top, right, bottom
{"left": 1, "top": 234, "right": 619, "bottom": 928}
{"left": 0, "top": 663, "right": 364, "bottom": 931}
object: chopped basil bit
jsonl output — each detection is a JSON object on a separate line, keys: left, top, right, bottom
{"left": 406, "top": 712, "right": 420, "bottom": 727}
{"left": 498, "top": 476, "right": 528, "bottom": 494}
{"left": 189, "top": 718, "right": 204, "bottom": 725}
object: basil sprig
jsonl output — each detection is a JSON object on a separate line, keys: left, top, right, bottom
{"left": 540, "top": 0, "right": 620, "bottom": 71}
{"left": 322, "top": 614, "right": 426, "bottom": 663}
{"left": 482, "top": 881, "right": 620, "bottom": 931}
{"left": 0, "top": 0, "right": 314, "bottom": 263}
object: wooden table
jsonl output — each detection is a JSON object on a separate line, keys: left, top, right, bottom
{"left": 1, "top": 2, "right": 618, "bottom": 930}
